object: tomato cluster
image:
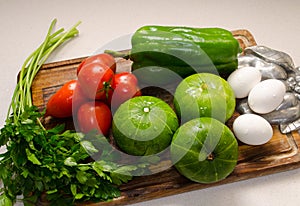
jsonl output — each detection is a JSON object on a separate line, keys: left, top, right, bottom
{"left": 46, "top": 53, "right": 141, "bottom": 136}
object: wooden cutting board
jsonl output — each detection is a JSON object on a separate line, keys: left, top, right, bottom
{"left": 32, "top": 30, "right": 300, "bottom": 206}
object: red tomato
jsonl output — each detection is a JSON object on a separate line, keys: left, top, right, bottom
{"left": 112, "top": 72, "right": 138, "bottom": 86}
{"left": 109, "top": 72, "right": 141, "bottom": 110}
{"left": 77, "top": 53, "right": 116, "bottom": 75}
{"left": 72, "top": 83, "right": 89, "bottom": 111}
{"left": 134, "top": 89, "right": 142, "bottom": 97}
{"left": 78, "top": 62, "right": 114, "bottom": 100}
{"left": 76, "top": 101, "right": 112, "bottom": 136}
{"left": 46, "top": 80, "right": 86, "bottom": 118}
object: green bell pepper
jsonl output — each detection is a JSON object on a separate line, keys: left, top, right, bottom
{"left": 129, "top": 25, "right": 240, "bottom": 85}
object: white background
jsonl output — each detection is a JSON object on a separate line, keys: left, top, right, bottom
{"left": 0, "top": 0, "right": 300, "bottom": 205}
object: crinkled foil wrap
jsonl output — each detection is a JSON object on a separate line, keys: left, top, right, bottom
{"left": 237, "top": 45, "right": 300, "bottom": 134}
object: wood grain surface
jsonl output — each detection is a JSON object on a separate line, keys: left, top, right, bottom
{"left": 33, "top": 30, "right": 300, "bottom": 206}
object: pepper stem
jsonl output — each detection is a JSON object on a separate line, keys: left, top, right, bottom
{"left": 104, "top": 49, "right": 130, "bottom": 59}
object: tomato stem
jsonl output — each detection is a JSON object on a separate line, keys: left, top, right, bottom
{"left": 97, "top": 79, "right": 113, "bottom": 100}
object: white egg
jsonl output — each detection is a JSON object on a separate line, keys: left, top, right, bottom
{"left": 227, "top": 66, "right": 262, "bottom": 98}
{"left": 233, "top": 114, "right": 273, "bottom": 145}
{"left": 248, "top": 79, "right": 286, "bottom": 114}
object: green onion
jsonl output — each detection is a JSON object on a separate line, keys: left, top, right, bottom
{"left": 7, "top": 19, "right": 81, "bottom": 125}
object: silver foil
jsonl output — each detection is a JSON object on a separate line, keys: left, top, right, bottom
{"left": 237, "top": 45, "right": 300, "bottom": 133}
{"left": 238, "top": 54, "right": 288, "bottom": 80}
{"left": 236, "top": 93, "right": 300, "bottom": 125}
{"left": 244, "top": 45, "right": 296, "bottom": 73}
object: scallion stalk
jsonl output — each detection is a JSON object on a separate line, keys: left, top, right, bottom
{"left": 7, "top": 19, "right": 81, "bottom": 125}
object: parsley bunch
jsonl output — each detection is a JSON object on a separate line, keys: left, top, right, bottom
{"left": 0, "top": 19, "right": 145, "bottom": 206}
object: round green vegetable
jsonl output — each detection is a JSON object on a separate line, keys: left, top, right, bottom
{"left": 174, "top": 73, "right": 235, "bottom": 123}
{"left": 171, "top": 117, "right": 238, "bottom": 183}
{"left": 112, "top": 96, "right": 179, "bottom": 156}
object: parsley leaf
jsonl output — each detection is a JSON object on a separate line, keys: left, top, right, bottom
{"left": 1, "top": 106, "right": 146, "bottom": 205}
{"left": 0, "top": 19, "right": 149, "bottom": 205}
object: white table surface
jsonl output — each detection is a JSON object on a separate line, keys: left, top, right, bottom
{"left": 1, "top": 0, "right": 300, "bottom": 205}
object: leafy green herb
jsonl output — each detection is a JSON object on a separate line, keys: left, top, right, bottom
{"left": 0, "top": 19, "right": 147, "bottom": 205}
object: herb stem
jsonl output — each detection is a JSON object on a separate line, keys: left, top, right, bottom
{"left": 7, "top": 19, "right": 81, "bottom": 125}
